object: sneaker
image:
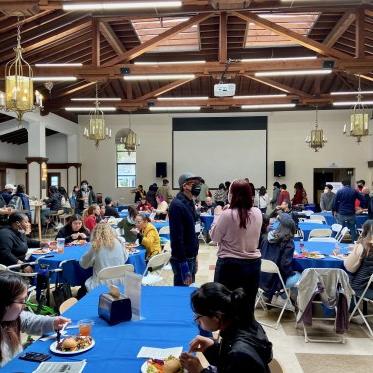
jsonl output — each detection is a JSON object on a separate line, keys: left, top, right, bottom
{"left": 271, "top": 295, "right": 295, "bottom": 312}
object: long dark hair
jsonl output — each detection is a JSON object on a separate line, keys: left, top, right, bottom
{"left": 67, "top": 214, "right": 82, "bottom": 227}
{"left": 358, "top": 220, "right": 373, "bottom": 257}
{"left": 0, "top": 272, "right": 27, "bottom": 362}
{"left": 229, "top": 179, "right": 253, "bottom": 229}
{"left": 191, "top": 282, "right": 250, "bottom": 326}
{"left": 15, "top": 185, "right": 25, "bottom": 194}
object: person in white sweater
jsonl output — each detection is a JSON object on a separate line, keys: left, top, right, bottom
{"left": 79, "top": 222, "right": 128, "bottom": 292}
{"left": 0, "top": 272, "right": 69, "bottom": 367}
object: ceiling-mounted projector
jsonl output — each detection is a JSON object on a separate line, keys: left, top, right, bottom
{"left": 214, "top": 83, "right": 236, "bottom": 97}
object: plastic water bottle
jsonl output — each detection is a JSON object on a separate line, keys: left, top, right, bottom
{"left": 299, "top": 238, "right": 305, "bottom": 254}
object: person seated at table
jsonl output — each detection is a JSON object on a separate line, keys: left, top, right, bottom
{"left": 355, "top": 187, "right": 371, "bottom": 214}
{"left": 117, "top": 206, "right": 138, "bottom": 243}
{"left": 55, "top": 214, "right": 90, "bottom": 245}
{"left": 179, "top": 282, "right": 273, "bottom": 373}
{"left": 79, "top": 222, "right": 128, "bottom": 293}
{"left": 137, "top": 197, "right": 152, "bottom": 213}
{"left": 83, "top": 204, "right": 100, "bottom": 232}
{"left": 153, "top": 195, "right": 168, "bottom": 220}
{"left": 132, "top": 214, "right": 161, "bottom": 259}
{"left": 134, "top": 184, "right": 146, "bottom": 203}
{"left": 43, "top": 186, "right": 62, "bottom": 213}
{"left": 344, "top": 220, "right": 373, "bottom": 298}
{"left": 320, "top": 184, "right": 335, "bottom": 212}
{"left": 104, "top": 197, "right": 119, "bottom": 218}
{"left": 0, "top": 213, "right": 44, "bottom": 271}
{"left": 200, "top": 197, "right": 216, "bottom": 215}
{"left": 0, "top": 272, "right": 70, "bottom": 367}
{"left": 146, "top": 183, "right": 158, "bottom": 209}
{"left": 260, "top": 214, "right": 300, "bottom": 310}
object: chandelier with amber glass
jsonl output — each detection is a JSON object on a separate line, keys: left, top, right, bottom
{"left": 305, "top": 106, "right": 327, "bottom": 152}
{"left": 115, "top": 114, "right": 140, "bottom": 154}
{"left": 83, "top": 83, "right": 112, "bottom": 147}
{"left": 343, "top": 75, "right": 371, "bottom": 143}
{"left": 0, "top": 22, "right": 42, "bottom": 121}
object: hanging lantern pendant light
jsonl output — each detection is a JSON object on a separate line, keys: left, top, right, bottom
{"left": 305, "top": 106, "right": 327, "bottom": 152}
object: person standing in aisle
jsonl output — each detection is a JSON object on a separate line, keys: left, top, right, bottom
{"left": 169, "top": 173, "right": 201, "bottom": 286}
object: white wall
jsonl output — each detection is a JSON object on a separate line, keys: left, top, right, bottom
{"left": 78, "top": 109, "right": 372, "bottom": 204}
{"left": 46, "top": 134, "right": 68, "bottom": 163}
{"left": 0, "top": 142, "right": 27, "bottom": 163}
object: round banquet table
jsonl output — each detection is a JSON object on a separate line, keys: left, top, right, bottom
{"left": 292, "top": 241, "right": 349, "bottom": 272}
{"left": 318, "top": 211, "right": 368, "bottom": 228}
{"left": 200, "top": 214, "right": 214, "bottom": 232}
{"left": 30, "top": 243, "right": 146, "bottom": 286}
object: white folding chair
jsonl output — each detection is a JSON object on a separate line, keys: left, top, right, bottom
{"left": 308, "top": 237, "right": 337, "bottom": 243}
{"left": 59, "top": 297, "right": 78, "bottom": 314}
{"left": 336, "top": 227, "right": 349, "bottom": 243}
{"left": 301, "top": 210, "right": 314, "bottom": 217}
{"left": 97, "top": 264, "right": 134, "bottom": 287}
{"left": 310, "top": 215, "right": 327, "bottom": 224}
{"left": 195, "top": 222, "right": 206, "bottom": 244}
{"left": 331, "top": 223, "right": 343, "bottom": 237}
{"left": 158, "top": 226, "right": 170, "bottom": 235}
{"left": 349, "top": 274, "right": 373, "bottom": 337}
{"left": 255, "top": 259, "right": 296, "bottom": 330}
{"left": 142, "top": 252, "right": 171, "bottom": 285}
{"left": 308, "top": 228, "right": 332, "bottom": 240}
{"left": 301, "top": 220, "right": 323, "bottom": 225}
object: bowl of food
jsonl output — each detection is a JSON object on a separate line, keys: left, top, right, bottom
{"left": 50, "top": 335, "right": 94, "bottom": 355}
{"left": 141, "top": 356, "right": 184, "bottom": 373}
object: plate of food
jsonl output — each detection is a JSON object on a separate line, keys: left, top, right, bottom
{"left": 32, "top": 248, "right": 51, "bottom": 255}
{"left": 69, "top": 239, "right": 87, "bottom": 246}
{"left": 50, "top": 336, "right": 94, "bottom": 355}
{"left": 141, "top": 356, "right": 184, "bottom": 373}
{"left": 305, "top": 252, "right": 325, "bottom": 259}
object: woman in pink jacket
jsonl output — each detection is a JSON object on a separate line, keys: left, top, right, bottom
{"left": 210, "top": 179, "right": 263, "bottom": 315}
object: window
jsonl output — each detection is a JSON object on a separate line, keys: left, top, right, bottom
{"left": 116, "top": 144, "right": 136, "bottom": 188}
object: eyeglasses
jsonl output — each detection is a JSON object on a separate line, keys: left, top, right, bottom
{"left": 193, "top": 313, "right": 203, "bottom": 323}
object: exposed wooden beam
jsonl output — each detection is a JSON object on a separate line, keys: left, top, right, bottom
{"left": 232, "top": 11, "right": 351, "bottom": 60}
{"left": 219, "top": 12, "right": 227, "bottom": 63}
{"left": 125, "top": 81, "right": 133, "bottom": 100}
{"left": 99, "top": 20, "right": 126, "bottom": 56}
{"left": 92, "top": 18, "right": 100, "bottom": 67}
{"left": 323, "top": 12, "right": 356, "bottom": 48}
{"left": 55, "top": 81, "right": 96, "bottom": 98}
{"left": 137, "top": 78, "right": 196, "bottom": 101}
{"left": 0, "top": 20, "right": 92, "bottom": 63}
{"left": 243, "top": 74, "right": 313, "bottom": 98}
{"left": 356, "top": 7, "right": 366, "bottom": 59}
{"left": 103, "top": 12, "right": 215, "bottom": 66}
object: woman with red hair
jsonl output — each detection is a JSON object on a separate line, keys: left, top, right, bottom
{"left": 210, "top": 179, "right": 262, "bottom": 314}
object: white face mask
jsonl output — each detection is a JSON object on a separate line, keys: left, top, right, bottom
{"left": 324, "top": 189, "right": 329, "bottom": 194}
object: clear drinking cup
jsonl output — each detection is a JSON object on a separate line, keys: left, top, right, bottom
{"left": 78, "top": 319, "right": 94, "bottom": 336}
{"left": 56, "top": 238, "right": 65, "bottom": 253}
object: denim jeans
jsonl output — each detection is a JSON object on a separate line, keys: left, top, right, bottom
{"left": 336, "top": 213, "right": 357, "bottom": 242}
{"left": 214, "top": 257, "right": 261, "bottom": 315}
{"left": 170, "top": 257, "right": 197, "bottom": 286}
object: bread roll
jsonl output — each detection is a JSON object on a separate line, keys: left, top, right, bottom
{"left": 164, "top": 358, "right": 182, "bottom": 373}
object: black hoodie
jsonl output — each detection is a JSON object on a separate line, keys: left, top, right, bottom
{"left": 202, "top": 320, "right": 272, "bottom": 373}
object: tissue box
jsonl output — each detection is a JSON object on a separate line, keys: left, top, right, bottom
{"left": 98, "top": 292, "right": 132, "bottom": 325}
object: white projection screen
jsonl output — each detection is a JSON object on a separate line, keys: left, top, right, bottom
{"left": 172, "top": 116, "right": 267, "bottom": 189}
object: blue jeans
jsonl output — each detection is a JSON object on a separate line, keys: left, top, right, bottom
{"left": 336, "top": 213, "right": 357, "bottom": 242}
{"left": 170, "top": 257, "right": 197, "bottom": 286}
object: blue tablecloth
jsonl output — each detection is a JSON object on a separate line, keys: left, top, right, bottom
{"left": 304, "top": 204, "right": 316, "bottom": 212}
{"left": 117, "top": 205, "right": 129, "bottom": 212}
{"left": 119, "top": 210, "right": 128, "bottom": 218}
{"left": 318, "top": 212, "right": 368, "bottom": 228}
{"left": 31, "top": 243, "right": 146, "bottom": 286}
{"left": 200, "top": 214, "right": 214, "bottom": 232}
{"left": 292, "top": 241, "right": 349, "bottom": 272}
{"left": 153, "top": 220, "right": 169, "bottom": 231}
{"left": 4, "top": 286, "right": 198, "bottom": 373}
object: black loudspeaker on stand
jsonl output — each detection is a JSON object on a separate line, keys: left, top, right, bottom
{"left": 274, "top": 161, "right": 285, "bottom": 177}
{"left": 156, "top": 162, "right": 167, "bottom": 178}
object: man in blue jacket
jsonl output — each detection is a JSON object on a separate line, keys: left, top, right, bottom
{"left": 333, "top": 180, "right": 363, "bottom": 242}
{"left": 169, "top": 173, "right": 201, "bottom": 286}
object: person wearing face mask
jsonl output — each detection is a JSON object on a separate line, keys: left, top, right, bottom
{"left": 75, "top": 180, "right": 96, "bottom": 215}
{"left": 0, "top": 213, "right": 46, "bottom": 271}
{"left": 118, "top": 206, "right": 138, "bottom": 243}
{"left": 320, "top": 184, "right": 335, "bottom": 212}
{"left": 0, "top": 272, "right": 70, "bottom": 367}
{"left": 168, "top": 173, "right": 202, "bottom": 286}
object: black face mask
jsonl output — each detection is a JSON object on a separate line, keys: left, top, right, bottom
{"left": 191, "top": 184, "right": 201, "bottom": 197}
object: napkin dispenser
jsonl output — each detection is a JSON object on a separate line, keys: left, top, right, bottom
{"left": 98, "top": 291, "right": 132, "bottom": 325}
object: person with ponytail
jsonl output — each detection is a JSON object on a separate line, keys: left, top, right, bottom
{"left": 180, "top": 282, "right": 272, "bottom": 373}
{"left": 0, "top": 272, "right": 70, "bottom": 367}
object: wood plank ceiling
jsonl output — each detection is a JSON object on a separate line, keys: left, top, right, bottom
{"left": 0, "top": 0, "right": 371, "bottom": 121}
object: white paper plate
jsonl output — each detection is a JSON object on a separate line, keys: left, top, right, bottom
{"left": 141, "top": 361, "right": 187, "bottom": 373}
{"left": 50, "top": 338, "right": 95, "bottom": 355}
